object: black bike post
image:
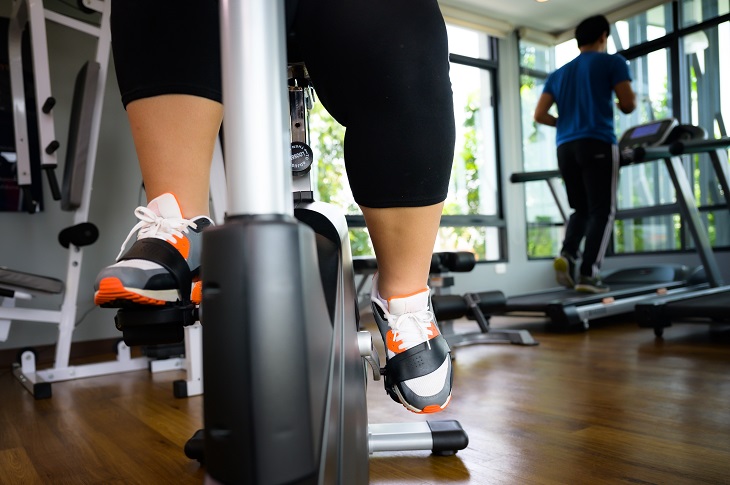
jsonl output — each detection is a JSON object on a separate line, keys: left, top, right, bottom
{"left": 200, "top": 1, "right": 318, "bottom": 484}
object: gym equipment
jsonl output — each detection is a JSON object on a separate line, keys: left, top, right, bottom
{"left": 115, "top": 1, "right": 469, "bottom": 483}
{"left": 631, "top": 134, "right": 730, "bottom": 337}
{"left": 507, "top": 119, "right": 720, "bottom": 332}
{"left": 427, "top": 252, "right": 538, "bottom": 348}
{"left": 2, "top": 0, "right": 155, "bottom": 399}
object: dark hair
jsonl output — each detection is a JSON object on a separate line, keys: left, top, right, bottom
{"left": 575, "top": 15, "right": 610, "bottom": 47}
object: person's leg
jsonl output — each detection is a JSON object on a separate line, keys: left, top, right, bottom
{"left": 296, "top": 0, "right": 455, "bottom": 413}
{"left": 577, "top": 139, "right": 618, "bottom": 280}
{"left": 127, "top": 94, "right": 222, "bottom": 218}
{"left": 95, "top": 0, "right": 222, "bottom": 307}
{"left": 558, "top": 141, "right": 589, "bottom": 259}
{"left": 555, "top": 141, "right": 586, "bottom": 287}
{"left": 296, "top": 0, "right": 453, "bottom": 295}
{"left": 360, "top": 204, "right": 444, "bottom": 299}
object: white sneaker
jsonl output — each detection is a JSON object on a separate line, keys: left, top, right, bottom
{"left": 370, "top": 274, "right": 453, "bottom": 414}
{"left": 94, "top": 193, "right": 212, "bottom": 307}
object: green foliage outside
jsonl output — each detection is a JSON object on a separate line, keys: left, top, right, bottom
{"left": 442, "top": 92, "right": 487, "bottom": 258}
{"left": 307, "top": 101, "right": 373, "bottom": 256}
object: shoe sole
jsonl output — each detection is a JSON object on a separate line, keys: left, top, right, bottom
{"left": 391, "top": 385, "right": 452, "bottom": 414}
{"left": 553, "top": 257, "right": 575, "bottom": 288}
{"left": 95, "top": 278, "right": 203, "bottom": 308}
{"left": 94, "top": 277, "right": 175, "bottom": 307}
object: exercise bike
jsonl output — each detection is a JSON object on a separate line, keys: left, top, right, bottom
{"left": 114, "top": 1, "right": 468, "bottom": 483}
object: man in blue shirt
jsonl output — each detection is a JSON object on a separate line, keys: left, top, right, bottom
{"left": 534, "top": 15, "right": 636, "bottom": 293}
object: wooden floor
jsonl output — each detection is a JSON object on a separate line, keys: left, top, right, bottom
{"left": 1, "top": 315, "right": 729, "bottom": 484}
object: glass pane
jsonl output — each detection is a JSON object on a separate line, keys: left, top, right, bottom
{"left": 519, "top": 41, "right": 553, "bottom": 71}
{"left": 435, "top": 226, "right": 500, "bottom": 261}
{"left": 612, "top": 4, "right": 674, "bottom": 51}
{"left": 685, "top": 22, "right": 728, "bottom": 137}
{"left": 683, "top": 19, "right": 730, "bottom": 246}
{"left": 348, "top": 226, "right": 502, "bottom": 261}
{"left": 703, "top": 209, "right": 730, "bottom": 247}
{"left": 681, "top": 0, "right": 730, "bottom": 27}
{"left": 308, "top": 102, "right": 359, "bottom": 214}
{"left": 524, "top": 180, "right": 566, "bottom": 224}
{"left": 520, "top": 74, "right": 557, "bottom": 172}
{"left": 446, "top": 62, "right": 499, "bottom": 217}
{"left": 446, "top": 24, "right": 489, "bottom": 59}
{"left": 526, "top": 225, "right": 563, "bottom": 258}
{"left": 349, "top": 227, "right": 374, "bottom": 257}
{"left": 613, "top": 215, "right": 681, "bottom": 253}
{"left": 617, "top": 48, "right": 672, "bottom": 135}
{"left": 615, "top": 48, "right": 675, "bottom": 221}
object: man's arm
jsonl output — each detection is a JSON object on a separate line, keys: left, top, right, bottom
{"left": 614, "top": 80, "right": 636, "bottom": 114}
{"left": 533, "top": 93, "right": 557, "bottom": 127}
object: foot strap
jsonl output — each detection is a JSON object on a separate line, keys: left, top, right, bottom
{"left": 385, "top": 335, "right": 450, "bottom": 384}
{"left": 119, "top": 238, "right": 192, "bottom": 303}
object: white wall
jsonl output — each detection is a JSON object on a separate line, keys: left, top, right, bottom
{"left": 0, "top": 11, "right": 143, "bottom": 351}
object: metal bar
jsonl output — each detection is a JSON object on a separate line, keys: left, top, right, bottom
{"left": 664, "top": 156, "right": 723, "bottom": 286}
{"left": 220, "top": 0, "right": 291, "bottom": 216}
{"left": 670, "top": 136, "right": 730, "bottom": 154}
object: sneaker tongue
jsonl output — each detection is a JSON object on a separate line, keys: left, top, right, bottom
{"left": 148, "top": 193, "right": 184, "bottom": 219}
{"left": 388, "top": 288, "right": 430, "bottom": 315}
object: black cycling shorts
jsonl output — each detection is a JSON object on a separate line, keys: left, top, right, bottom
{"left": 111, "top": 0, "right": 455, "bottom": 208}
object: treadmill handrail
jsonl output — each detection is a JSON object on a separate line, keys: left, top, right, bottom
{"left": 509, "top": 169, "right": 561, "bottom": 183}
{"left": 669, "top": 136, "right": 730, "bottom": 155}
{"left": 629, "top": 145, "right": 674, "bottom": 163}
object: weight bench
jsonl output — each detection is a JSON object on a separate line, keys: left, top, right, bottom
{"left": 428, "top": 251, "right": 539, "bottom": 351}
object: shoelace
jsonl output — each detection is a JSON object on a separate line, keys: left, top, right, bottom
{"left": 116, "top": 206, "right": 198, "bottom": 260}
{"left": 388, "top": 308, "right": 435, "bottom": 351}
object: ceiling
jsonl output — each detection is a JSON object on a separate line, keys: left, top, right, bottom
{"left": 439, "top": 0, "right": 663, "bottom": 36}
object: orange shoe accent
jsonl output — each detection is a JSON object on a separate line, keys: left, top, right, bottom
{"left": 94, "top": 277, "right": 167, "bottom": 306}
{"left": 419, "top": 402, "right": 450, "bottom": 414}
{"left": 385, "top": 330, "right": 404, "bottom": 354}
{"left": 170, "top": 234, "right": 191, "bottom": 259}
{"left": 385, "top": 322, "right": 440, "bottom": 354}
{"left": 190, "top": 280, "right": 203, "bottom": 304}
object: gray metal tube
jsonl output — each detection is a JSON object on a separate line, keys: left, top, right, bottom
{"left": 219, "top": 0, "right": 292, "bottom": 217}
{"left": 368, "top": 423, "right": 434, "bottom": 453}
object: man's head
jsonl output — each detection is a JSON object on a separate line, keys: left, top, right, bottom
{"left": 575, "top": 15, "right": 610, "bottom": 47}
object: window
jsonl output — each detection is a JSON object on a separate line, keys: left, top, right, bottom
{"left": 680, "top": 0, "right": 730, "bottom": 27}
{"left": 611, "top": 3, "right": 674, "bottom": 51}
{"left": 308, "top": 23, "right": 504, "bottom": 260}
{"left": 683, "top": 19, "right": 730, "bottom": 249}
{"left": 519, "top": 0, "right": 730, "bottom": 260}
{"left": 519, "top": 40, "right": 578, "bottom": 257}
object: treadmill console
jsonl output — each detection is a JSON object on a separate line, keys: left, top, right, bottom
{"left": 619, "top": 118, "right": 678, "bottom": 161}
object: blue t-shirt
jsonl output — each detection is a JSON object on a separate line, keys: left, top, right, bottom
{"left": 543, "top": 51, "right": 632, "bottom": 146}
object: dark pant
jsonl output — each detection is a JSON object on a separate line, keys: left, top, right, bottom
{"left": 557, "top": 138, "right": 619, "bottom": 278}
{"left": 110, "top": 0, "right": 455, "bottom": 209}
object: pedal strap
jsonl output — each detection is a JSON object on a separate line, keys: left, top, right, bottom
{"left": 118, "top": 238, "right": 192, "bottom": 302}
{"left": 385, "top": 335, "right": 450, "bottom": 384}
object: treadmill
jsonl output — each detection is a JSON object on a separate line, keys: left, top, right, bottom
{"left": 632, "top": 134, "right": 730, "bottom": 337}
{"left": 507, "top": 119, "right": 721, "bottom": 332}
